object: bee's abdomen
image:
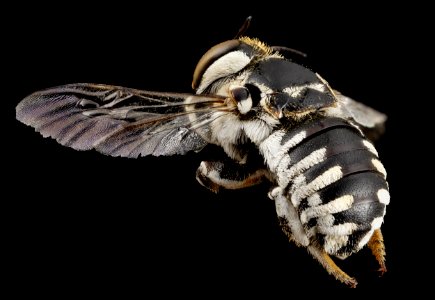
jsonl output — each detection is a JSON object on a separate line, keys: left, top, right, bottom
{"left": 261, "top": 117, "right": 389, "bottom": 258}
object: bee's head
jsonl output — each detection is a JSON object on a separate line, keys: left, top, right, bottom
{"left": 192, "top": 37, "right": 336, "bottom": 121}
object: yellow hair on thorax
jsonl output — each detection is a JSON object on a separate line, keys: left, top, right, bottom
{"left": 239, "top": 37, "right": 273, "bottom": 56}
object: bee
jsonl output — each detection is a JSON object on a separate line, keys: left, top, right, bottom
{"left": 16, "top": 18, "right": 389, "bottom": 287}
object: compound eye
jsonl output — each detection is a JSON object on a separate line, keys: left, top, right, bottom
{"left": 231, "top": 87, "right": 250, "bottom": 102}
{"left": 230, "top": 86, "right": 252, "bottom": 114}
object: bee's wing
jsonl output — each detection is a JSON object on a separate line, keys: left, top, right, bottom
{"left": 336, "top": 92, "right": 387, "bottom": 128}
{"left": 16, "top": 83, "right": 228, "bottom": 158}
{"left": 324, "top": 91, "right": 387, "bottom": 140}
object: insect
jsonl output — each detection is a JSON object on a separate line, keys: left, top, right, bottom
{"left": 16, "top": 18, "right": 389, "bottom": 287}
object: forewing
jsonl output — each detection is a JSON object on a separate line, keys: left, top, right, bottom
{"left": 336, "top": 93, "right": 386, "bottom": 128}
{"left": 16, "top": 83, "right": 227, "bottom": 157}
{"left": 323, "top": 91, "right": 387, "bottom": 140}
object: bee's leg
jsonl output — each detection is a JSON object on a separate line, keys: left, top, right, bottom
{"left": 367, "top": 229, "right": 387, "bottom": 275}
{"left": 196, "top": 160, "right": 269, "bottom": 193}
{"left": 307, "top": 246, "right": 358, "bottom": 288}
{"left": 270, "top": 186, "right": 309, "bottom": 246}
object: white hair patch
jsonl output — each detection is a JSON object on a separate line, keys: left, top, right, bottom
{"left": 357, "top": 217, "right": 385, "bottom": 249}
{"left": 372, "top": 159, "right": 387, "bottom": 178}
{"left": 242, "top": 119, "right": 273, "bottom": 145}
{"left": 291, "top": 166, "right": 343, "bottom": 207}
{"left": 377, "top": 189, "right": 390, "bottom": 205}
{"left": 277, "top": 148, "right": 326, "bottom": 187}
{"left": 300, "top": 195, "right": 354, "bottom": 224}
{"left": 324, "top": 235, "right": 350, "bottom": 255}
{"left": 237, "top": 98, "right": 252, "bottom": 115}
{"left": 259, "top": 130, "right": 287, "bottom": 172}
{"left": 283, "top": 83, "right": 326, "bottom": 98}
{"left": 307, "top": 193, "right": 322, "bottom": 207}
{"left": 275, "top": 188, "right": 309, "bottom": 247}
{"left": 197, "top": 51, "right": 251, "bottom": 93}
{"left": 362, "top": 140, "right": 378, "bottom": 156}
{"left": 318, "top": 222, "right": 358, "bottom": 236}
{"left": 260, "top": 130, "right": 307, "bottom": 174}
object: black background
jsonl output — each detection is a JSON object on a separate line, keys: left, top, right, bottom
{"left": 5, "top": 2, "right": 426, "bottom": 295}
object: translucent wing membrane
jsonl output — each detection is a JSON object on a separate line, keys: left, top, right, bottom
{"left": 323, "top": 91, "right": 387, "bottom": 141}
{"left": 336, "top": 93, "right": 387, "bottom": 129}
{"left": 16, "top": 83, "right": 228, "bottom": 157}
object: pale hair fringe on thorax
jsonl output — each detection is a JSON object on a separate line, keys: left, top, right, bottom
{"left": 239, "top": 36, "right": 278, "bottom": 57}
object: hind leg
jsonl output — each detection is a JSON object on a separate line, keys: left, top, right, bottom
{"left": 196, "top": 160, "right": 269, "bottom": 193}
{"left": 367, "top": 229, "right": 387, "bottom": 275}
{"left": 308, "top": 246, "right": 358, "bottom": 288}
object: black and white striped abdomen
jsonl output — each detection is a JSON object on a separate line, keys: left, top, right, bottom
{"left": 260, "top": 117, "right": 389, "bottom": 259}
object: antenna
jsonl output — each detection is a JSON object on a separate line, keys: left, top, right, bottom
{"left": 271, "top": 46, "right": 308, "bottom": 58}
{"left": 234, "top": 16, "right": 252, "bottom": 38}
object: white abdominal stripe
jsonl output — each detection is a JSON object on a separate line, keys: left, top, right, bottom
{"left": 261, "top": 117, "right": 389, "bottom": 257}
